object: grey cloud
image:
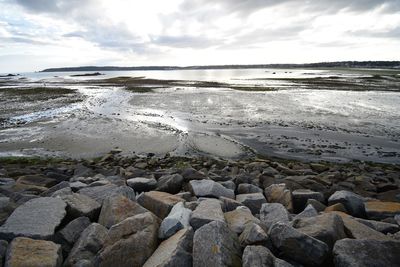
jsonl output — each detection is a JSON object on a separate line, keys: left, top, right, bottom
{"left": 152, "top": 35, "right": 221, "bottom": 48}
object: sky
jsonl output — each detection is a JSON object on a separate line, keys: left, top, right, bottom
{"left": 0, "top": 0, "right": 400, "bottom": 72}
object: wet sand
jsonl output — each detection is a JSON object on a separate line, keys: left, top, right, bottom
{"left": 0, "top": 68, "right": 399, "bottom": 163}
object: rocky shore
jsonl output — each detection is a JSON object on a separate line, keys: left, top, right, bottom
{"left": 0, "top": 152, "right": 399, "bottom": 266}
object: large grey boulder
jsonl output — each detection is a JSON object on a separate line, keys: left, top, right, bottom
{"left": 40, "top": 181, "right": 70, "bottom": 197}
{"left": 144, "top": 228, "right": 194, "bottom": 267}
{"left": 137, "top": 191, "right": 184, "bottom": 219}
{"left": 156, "top": 174, "right": 184, "bottom": 194}
{"left": 292, "top": 204, "right": 318, "bottom": 220}
{"left": 328, "top": 190, "right": 366, "bottom": 218}
{"left": 98, "top": 195, "right": 148, "bottom": 228}
{"left": 181, "top": 167, "right": 207, "bottom": 181}
{"left": 126, "top": 177, "right": 157, "bottom": 192}
{"left": 55, "top": 217, "right": 91, "bottom": 254}
{"left": 193, "top": 221, "right": 242, "bottom": 267}
{"left": 292, "top": 189, "right": 324, "bottom": 213}
{"left": 224, "top": 206, "right": 261, "bottom": 234}
{"left": 236, "top": 193, "right": 267, "bottom": 215}
{"left": 242, "top": 245, "right": 293, "bottom": 267}
{"left": 79, "top": 184, "right": 135, "bottom": 204}
{"left": 220, "top": 196, "right": 243, "bottom": 212}
{"left": 292, "top": 213, "right": 346, "bottom": 249}
{"left": 63, "top": 223, "right": 108, "bottom": 267}
{"left": 264, "top": 183, "right": 293, "bottom": 213}
{"left": 237, "top": 183, "right": 263, "bottom": 194}
{"left": 190, "top": 199, "right": 225, "bottom": 230}
{"left": 60, "top": 193, "right": 101, "bottom": 220}
{"left": 159, "top": 202, "right": 192, "bottom": 239}
{"left": 94, "top": 212, "right": 160, "bottom": 267}
{"left": 239, "top": 222, "right": 268, "bottom": 246}
{"left": 260, "top": 203, "right": 290, "bottom": 229}
{"left": 354, "top": 217, "right": 399, "bottom": 234}
{"left": 0, "top": 197, "right": 66, "bottom": 241}
{"left": 5, "top": 237, "right": 62, "bottom": 267}
{"left": 269, "top": 222, "right": 329, "bottom": 266}
{"left": 333, "top": 239, "right": 400, "bottom": 267}
{"left": 189, "top": 180, "right": 235, "bottom": 199}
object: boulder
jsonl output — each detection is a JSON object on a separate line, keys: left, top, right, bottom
{"left": 64, "top": 223, "right": 108, "bottom": 267}
{"left": 269, "top": 222, "right": 329, "bottom": 266}
{"left": 292, "top": 189, "right": 324, "bottom": 213}
{"left": 5, "top": 237, "right": 62, "bottom": 267}
{"left": 259, "top": 203, "right": 290, "bottom": 229}
{"left": 330, "top": 211, "right": 394, "bottom": 241}
{"left": 78, "top": 184, "right": 135, "bottom": 204}
{"left": 94, "top": 212, "right": 160, "bottom": 267}
{"left": 264, "top": 184, "right": 293, "bottom": 212}
{"left": 40, "top": 181, "right": 70, "bottom": 197}
{"left": 60, "top": 193, "right": 101, "bottom": 220}
{"left": 190, "top": 199, "right": 225, "bottom": 230}
{"left": 137, "top": 191, "right": 184, "bottom": 219}
{"left": 144, "top": 228, "right": 193, "bottom": 267}
{"left": 16, "top": 175, "right": 58, "bottom": 188}
{"left": 328, "top": 190, "right": 366, "bottom": 218}
{"left": 220, "top": 196, "right": 243, "bottom": 212}
{"left": 219, "top": 181, "right": 236, "bottom": 191}
{"left": 159, "top": 202, "right": 192, "bottom": 239}
{"left": 236, "top": 193, "right": 267, "bottom": 215}
{"left": 126, "top": 177, "right": 157, "bottom": 192}
{"left": 181, "top": 167, "right": 206, "bottom": 181}
{"left": 189, "top": 180, "right": 235, "bottom": 199}
{"left": 292, "top": 213, "right": 346, "bottom": 249}
{"left": 156, "top": 174, "right": 184, "bottom": 194}
{"left": 242, "top": 245, "right": 293, "bottom": 267}
{"left": 364, "top": 201, "right": 400, "bottom": 220}
{"left": 333, "top": 239, "right": 400, "bottom": 267}
{"left": 293, "top": 204, "right": 318, "bottom": 220}
{"left": 193, "top": 221, "right": 242, "bottom": 267}
{"left": 224, "top": 206, "right": 261, "bottom": 234}
{"left": 55, "top": 217, "right": 91, "bottom": 254}
{"left": 354, "top": 217, "right": 400, "bottom": 234}
{"left": 237, "top": 183, "right": 263, "bottom": 194}
{"left": 306, "top": 199, "right": 327, "bottom": 212}
{"left": 325, "top": 203, "right": 348, "bottom": 213}
{"left": 0, "top": 197, "right": 66, "bottom": 241}
{"left": 70, "top": 181, "right": 88, "bottom": 192}
{"left": 239, "top": 222, "right": 268, "bottom": 246}
{"left": 98, "top": 195, "right": 147, "bottom": 228}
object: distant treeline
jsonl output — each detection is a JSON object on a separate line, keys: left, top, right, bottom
{"left": 40, "top": 61, "right": 400, "bottom": 72}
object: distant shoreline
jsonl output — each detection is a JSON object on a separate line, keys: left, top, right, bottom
{"left": 40, "top": 61, "right": 400, "bottom": 72}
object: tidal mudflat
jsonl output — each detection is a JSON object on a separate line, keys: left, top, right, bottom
{"left": 1, "top": 68, "right": 400, "bottom": 163}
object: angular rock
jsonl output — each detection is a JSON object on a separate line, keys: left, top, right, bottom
{"left": 189, "top": 180, "right": 235, "bottom": 199}
{"left": 127, "top": 177, "right": 157, "bottom": 192}
{"left": 269, "top": 222, "right": 329, "bottom": 266}
{"left": 55, "top": 217, "right": 91, "bottom": 254}
{"left": 190, "top": 199, "right": 225, "bottom": 230}
{"left": 333, "top": 239, "right": 400, "bottom": 267}
{"left": 98, "top": 195, "right": 147, "bottom": 228}
{"left": 78, "top": 184, "right": 135, "bottom": 204}
{"left": 159, "top": 202, "right": 192, "bottom": 239}
{"left": 331, "top": 211, "right": 393, "bottom": 241}
{"left": 354, "top": 217, "right": 400, "bottom": 234}
{"left": 144, "top": 228, "right": 193, "bottom": 267}
{"left": 237, "top": 183, "right": 263, "bottom": 194}
{"left": 181, "top": 167, "right": 206, "bottom": 181}
{"left": 365, "top": 201, "right": 400, "bottom": 220}
{"left": 219, "top": 181, "right": 236, "bottom": 191}
{"left": 94, "top": 212, "right": 160, "bottom": 267}
{"left": 328, "top": 190, "right": 366, "bottom": 218}
{"left": 16, "top": 175, "right": 58, "bottom": 188}
{"left": 220, "top": 196, "right": 243, "bottom": 212}
{"left": 0, "top": 197, "right": 66, "bottom": 241}
{"left": 264, "top": 183, "right": 293, "bottom": 213}
{"left": 292, "top": 213, "right": 346, "bottom": 249}
{"left": 224, "top": 206, "right": 261, "bottom": 234}
{"left": 292, "top": 189, "right": 324, "bottom": 213}
{"left": 306, "top": 198, "right": 327, "bottom": 212}
{"left": 260, "top": 203, "right": 290, "bottom": 230}
{"left": 239, "top": 222, "right": 268, "bottom": 246}
{"left": 51, "top": 187, "right": 72, "bottom": 198}
{"left": 5, "top": 237, "right": 62, "bottom": 267}
{"left": 156, "top": 174, "right": 184, "bottom": 194}
{"left": 60, "top": 193, "right": 101, "bottom": 220}
{"left": 70, "top": 181, "right": 87, "bottom": 192}
{"left": 242, "top": 245, "right": 293, "bottom": 267}
{"left": 40, "top": 181, "right": 70, "bottom": 197}
{"left": 325, "top": 203, "right": 348, "bottom": 213}
{"left": 193, "top": 221, "right": 242, "bottom": 267}
{"left": 293, "top": 204, "right": 318, "bottom": 220}
{"left": 137, "top": 191, "right": 184, "bottom": 219}
{"left": 64, "top": 223, "right": 108, "bottom": 267}
{"left": 236, "top": 193, "right": 267, "bottom": 215}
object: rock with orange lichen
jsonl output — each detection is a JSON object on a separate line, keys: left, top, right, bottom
{"left": 365, "top": 201, "right": 400, "bottom": 220}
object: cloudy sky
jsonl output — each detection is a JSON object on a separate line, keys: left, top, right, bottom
{"left": 0, "top": 0, "right": 400, "bottom": 72}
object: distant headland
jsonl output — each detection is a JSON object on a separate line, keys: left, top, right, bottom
{"left": 40, "top": 61, "right": 400, "bottom": 72}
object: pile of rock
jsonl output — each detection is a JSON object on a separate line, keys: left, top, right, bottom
{"left": 0, "top": 153, "right": 399, "bottom": 266}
